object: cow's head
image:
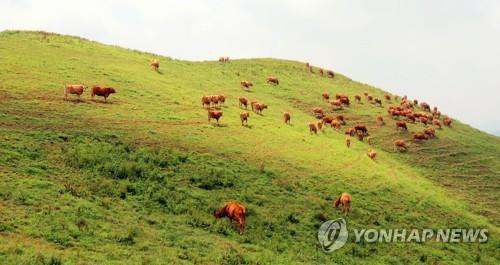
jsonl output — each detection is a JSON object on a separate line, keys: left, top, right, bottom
{"left": 214, "top": 208, "right": 226, "bottom": 219}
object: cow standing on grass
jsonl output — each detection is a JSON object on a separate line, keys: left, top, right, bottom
{"left": 214, "top": 201, "right": 246, "bottom": 234}
{"left": 283, "top": 112, "right": 291, "bottom": 124}
{"left": 91, "top": 85, "right": 116, "bottom": 102}
{"left": 151, "top": 59, "right": 160, "bottom": 72}
{"left": 334, "top": 192, "right": 352, "bottom": 216}
{"left": 64, "top": 84, "right": 86, "bottom": 100}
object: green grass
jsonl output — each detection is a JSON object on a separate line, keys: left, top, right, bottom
{"left": 0, "top": 30, "right": 498, "bottom": 264}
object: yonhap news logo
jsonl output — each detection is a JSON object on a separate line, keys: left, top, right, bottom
{"left": 318, "top": 219, "right": 488, "bottom": 253}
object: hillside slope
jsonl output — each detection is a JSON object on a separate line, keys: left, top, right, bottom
{"left": 0, "top": 31, "right": 498, "bottom": 265}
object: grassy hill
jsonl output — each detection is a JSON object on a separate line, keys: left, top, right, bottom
{"left": 0, "top": 30, "right": 498, "bottom": 265}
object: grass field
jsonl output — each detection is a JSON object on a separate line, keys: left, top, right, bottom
{"left": 0, "top": 30, "right": 499, "bottom": 264}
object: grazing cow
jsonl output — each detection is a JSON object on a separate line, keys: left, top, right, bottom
{"left": 283, "top": 112, "right": 291, "bottom": 124}
{"left": 367, "top": 95, "right": 373, "bottom": 102}
{"left": 202, "top": 95, "right": 211, "bottom": 108}
{"left": 334, "top": 192, "right": 352, "bottom": 216}
{"left": 396, "top": 121, "right": 408, "bottom": 131}
{"left": 91, "top": 85, "right": 116, "bottom": 102}
{"left": 363, "top": 92, "right": 369, "bottom": 97}
{"left": 331, "top": 119, "right": 341, "bottom": 130}
{"left": 420, "top": 116, "right": 429, "bottom": 126}
{"left": 326, "top": 70, "right": 335, "bottom": 78}
{"left": 345, "top": 127, "right": 356, "bottom": 136}
{"left": 240, "top": 111, "right": 250, "bottom": 126}
{"left": 406, "top": 113, "right": 416, "bottom": 123}
{"left": 424, "top": 127, "right": 436, "bottom": 138}
{"left": 208, "top": 110, "right": 223, "bottom": 125}
{"left": 312, "top": 107, "right": 324, "bottom": 118}
{"left": 420, "top": 102, "right": 431, "bottom": 112}
{"left": 238, "top": 96, "right": 248, "bottom": 109}
{"left": 336, "top": 115, "right": 346, "bottom": 125}
{"left": 356, "top": 131, "right": 364, "bottom": 141}
{"left": 374, "top": 98, "right": 382, "bottom": 106}
{"left": 377, "top": 116, "right": 385, "bottom": 126}
{"left": 413, "top": 132, "right": 428, "bottom": 142}
{"left": 355, "top": 95, "right": 361, "bottom": 103}
{"left": 151, "top": 59, "right": 160, "bottom": 72}
{"left": 330, "top": 99, "right": 342, "bottom": 110}
{"left": 432, "top": 119, "right": 442, "bottom": 129}
{"left": 214, "top": 201, "right": 246, "bottom": 234}
{"left": 322, "top": 92, "right": 330, "bottom": 101}
{"left": 443, "top": 117, "right": 452, "bottom": 127}
{"left": 354, "top": 125, "right": 368, "bottom": 136}
{"left": 321, "top": 116, "right": 334, "bottom": 126}
{"left": 64, "top": 84, "right": 86, "bottom": 100}
{"left": 253, "top": 103, "right": 268, "bottom": 114}
{"left": 218, "top": 95, "right": 226, "bottom": 106}
{"left": 367, "top": 149, "right": 377, "bottom": 160}
{"left": 266, "top": 76, "right": 279, "bottom": 85}
{"left": 339, "top": 96, "right": 350, "bottom": 106}
{"left": 317, "top": 120, "right": 323, "bottom": 130}
{"left": 219, "top": 57, "right": 229, "bottom": 63}
{"left": 305, "top": 62, "right": 310, "bottom": 69}
{"left": 384, "top": 94, "right": 391, "bottom": 101}
{"left": 393, "top": 139, "right": 407, "bottom": 151}
{"left": 240, "top": 80, "right": 253, "bottom": 89}
{"left": 309, "top": 122, "right": 318, "bottom": 134}
{"left": 319, "top": 68, "right": 324, "bottom": 76}
{"left": 346, "top": 136, "right": 351, "bottom": 148}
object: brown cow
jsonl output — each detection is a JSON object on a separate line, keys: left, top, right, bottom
{"left": 355, "top": 95, "right": 361, "bottom": 103}
{"left": 396, "top": 121, "right": 408, "bottom": 131}
{"left": 339, "top": 96, "right": 350, "bottom": 106}
{"left": 253, "top": 103, "right": 268, "bottom": 114}
{"left": 64, "top": 84, "right": 86, "bottom": 100}
{"left": 432, "top": 119, "right": 442, "bottom": 129}
{"left": 214, "top": 201, "right": 246, "bottom": 234}
{"left": 151, "top": 59, "right": 160, "bottom": 72}
{"left": 354, "top": 125, "right": 368, "bottom": 136}
{"left": 202, "top": 95, "right": 211, "bottom": 108}
{"left": 317, "top": 120, "right": 323, "bottom": 130}
{"left": 420, "top": 116, "right": 429, "bottom": 126}
{"left": 91, "top": 85, "right": 116, "bottom": 102}
{"left": 345, "top": 127, "right": 355, "bottom": 136}
{"left": 420, "top": 102, "right": 431, "bottom": 112}
{"left": 331, "top": 119, "right": 341, "bottom": 130}
{"left": 336, "top": 115, "right": 346, "bottom": 125}
{"left": 240, "top": 80, "right": 253, "bottom": 89}
{"left": 334, "top": 192, "right": 352, "bottom": 216}
{"left": 309, "top": 122, "right": 318, "bottom": 134}
{"left": 393, "top": 139, "right": 407, "bottom": 151}
{"left": 330, "top": 99, "right": 342, "bottom": 110}
{"left": 312, "top": 107, "right": 324, "bottom": 118}
{"left": 384, "top": 94, "right": 391, "bottom": 101}
{"left": 367, "top": 149, "right": 377, "bottom": 160}
{"left": 208, "top": 110, "right": 223, "bottom": 125}
{"left": 424, "top": 127, "right": 436, "bottom": 138}
{"left": 322, "top": 115, "right": 334, "bottom": 125}
{"left": 413, "top": 132, "right": 428, "bottom": 142}
{"left": 210, "top": 95, "right": 220, "bottom": 107}
{"left": 283, "top": 112, "right": 291, "bottom": 124}
{"left": 266, "top": 76, "right": 279, "bottom": 85}
{"left": 239, "top": 96, "right": 248, "bottom": 109}
{"left": 346, "top": 136, "right": 351, "bottom": 148}
{"left": 218, "top": 95, "right": 226, "bottom": 106}
{"left": 326, "top": 70, "right": 335, "bottom": 78}
{"left": 322, "top": 92, "right": 330, "bottom": 101}
{"left": 240, "top": 111, "right": 250, "bottom": 126}
{"left": 319, "top": 68, "right": 324, "bottom": 76}
{"left": 376, "top": 116, "right": 385, "bottom": 126}
{"left": 443, "top": 117, "right": 452, "bottom": 127}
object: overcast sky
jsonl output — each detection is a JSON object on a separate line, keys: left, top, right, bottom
{"left": 1, "top": 0, "right": 499, "bottom": 135}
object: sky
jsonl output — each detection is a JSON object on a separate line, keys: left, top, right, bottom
{"left": 1, "top": 0, "right": 499, "bottom": 135}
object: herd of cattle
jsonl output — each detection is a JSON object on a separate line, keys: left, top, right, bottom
{"left": 62, "top": 57, "right": 452, "bottom": 234}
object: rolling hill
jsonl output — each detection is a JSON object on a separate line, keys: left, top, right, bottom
{"left": 0, "top": 30, "right": 498, "bottom": 265}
